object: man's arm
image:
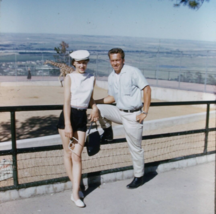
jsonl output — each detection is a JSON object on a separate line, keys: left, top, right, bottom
{"left": 142, "top": 85, "right": 151, "bottom": 114}
{"left": 89, "top": 96, "right": 100, "bottom": 122}
{"left": 95, "top": 95, "right": 115, "bottom": 104}
{"left": 88, "top": 78, "right": 100, "bottom": 122}
{"left": 136, "top": 85, "right": 151, "bottom": 123}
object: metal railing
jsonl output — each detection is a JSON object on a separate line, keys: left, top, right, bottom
{"left": 0, "top": 100, "right": 215, "bottom": 191}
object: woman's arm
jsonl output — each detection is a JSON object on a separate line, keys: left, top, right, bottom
{"left": 63, "top": 75, "right": 73, "bottom": 139}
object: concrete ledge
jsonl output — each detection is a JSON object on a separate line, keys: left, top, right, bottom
{"left": 0, "top": 154, "right": 214, "bottom": 203}
{"left": 101, "top": 110, "right": 216, "bottom": 136}
{"left": 152, "top": 86, "right": 215, "bottom": 102}
{"left": 1, "top": 111, "right": 215, "bottom": 150}
{"left": 0, "top": 129, "right": 104, "bottom": 150}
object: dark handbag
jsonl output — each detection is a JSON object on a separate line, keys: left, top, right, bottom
{"left": 85, "top": 122, "right": 101, "bottom": 156}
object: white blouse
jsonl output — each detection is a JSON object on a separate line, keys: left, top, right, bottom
{"left": 68, "top": 72, "right": 95, "bottom": 109}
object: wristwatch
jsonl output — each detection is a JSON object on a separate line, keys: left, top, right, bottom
{"left": 141, "top": 110, "right": 148, "bottom": 115}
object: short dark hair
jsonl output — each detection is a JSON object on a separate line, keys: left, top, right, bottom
{"left": 108, "top": 48, "right": 125, "bottom": 59}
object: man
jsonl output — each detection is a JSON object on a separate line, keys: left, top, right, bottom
{"left": 96, "top": 48, "right": 151, "bottom": 189}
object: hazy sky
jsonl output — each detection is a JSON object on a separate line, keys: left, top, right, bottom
{"left": 1, "top": 0, "right": 216, "bottom": 42}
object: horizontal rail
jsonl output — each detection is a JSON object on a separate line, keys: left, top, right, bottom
{"left": 0, "top": 128, "right": 215, "bottom": 156}
{"left": 0, "top": 145, "right": 63, "bottom": 156}
{"left": 0, "top": 100, "right": 215, "bottom": 112}
{"left": 0, "top": 105, "right": 63, "bottom": 112}
{"left": 150, "top": 100, "right": 216, "bottom": 106}
{"left": 0, "top": 150, "right": 215, "bottom": 192}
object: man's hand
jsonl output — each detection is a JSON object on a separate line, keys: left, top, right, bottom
{"left": 64, "top": 124, "right": 73, "bottom": 139}
{"left": 136, "top": 113, "right": 147, "bottom": 123}
{"left": 89, "top": 107, "right": 100, "bottom": 122}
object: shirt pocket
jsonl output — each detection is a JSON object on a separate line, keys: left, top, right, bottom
{"left": 108, "top": 84, "right": 114, "bottom": 96}
{"left": 121, "top": 75, "right": 132, "bottom": 96}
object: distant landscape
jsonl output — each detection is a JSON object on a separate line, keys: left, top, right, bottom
{"left": 0, "top": 33, "right": 216, "bottom": 85}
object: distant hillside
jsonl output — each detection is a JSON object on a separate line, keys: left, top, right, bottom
{"left": 0, "top": 33, "right": 216, "bottom": 53}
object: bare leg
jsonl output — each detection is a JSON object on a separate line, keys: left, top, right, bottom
{"left": 58, "top": 129, "right": 73, "bottom": 182}
{"left": 70, "top": 131, "right": 86, "bottom": 201}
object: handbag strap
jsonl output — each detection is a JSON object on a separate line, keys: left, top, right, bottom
{"left": 87, "top": 122, "right": 98, "bottom": 135}
{"left": 68, "top": 137, "right": 83, "bottom": 158}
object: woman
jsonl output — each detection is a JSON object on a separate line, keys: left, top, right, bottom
{"left": 57, "top": 50, "right": 99, "bottom": 208}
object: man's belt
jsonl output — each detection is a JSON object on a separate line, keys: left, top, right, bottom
{"left": 119, "top": 108, "right": 141, "bottom": 113}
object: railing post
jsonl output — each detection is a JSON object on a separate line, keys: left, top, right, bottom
{"left": 15, "top": 54, "right": 17, "bottom": 81}
{"left": 156, "top": 50, "right": 159, "bottom": 86}
{"left": 204, "top": 104, "right": 210, "bottom": 153}
{"left": 96, "top": 53, "right": 98, "bottom": 77}
{"left": 178, "top": 51, "right": 183, "bottom": 89}
{"left": 11, "top": 111, "right": 19, "bottom": 188}
{"left": 204, "top": 51, "right": 209, "bottom": 92}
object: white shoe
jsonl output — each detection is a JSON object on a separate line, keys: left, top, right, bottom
{"left": 71, "top": 195, "right": 85, "bottom": 208}
{"left": 71, "top": 190, "right": 84, "bottom": 198}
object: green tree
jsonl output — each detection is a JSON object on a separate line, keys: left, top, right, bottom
{"left": 54, "top": 41, "right": 69, "bottom": 54}
{"left": 54, "top": 41, "right": 72, "bottom": 64}
{"left": 173, "top": 0, "right": 209, "bottom": 9}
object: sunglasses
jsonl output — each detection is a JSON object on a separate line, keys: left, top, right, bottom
{"left": 68, "top": 137, "right": 79, "bottom": 151}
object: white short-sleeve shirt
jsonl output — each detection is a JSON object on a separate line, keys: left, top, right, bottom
{"left": 108, "top": 64, "right": 149, "bottom": 110}
{"left": 68, "top": 72, "right": 95, "bottom": 109}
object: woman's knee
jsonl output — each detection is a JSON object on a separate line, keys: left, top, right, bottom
{"left": 63, "top": 149, "right": 72, "bottom": 159}
{"left": 72, "top": 152, "right": 81, "bottom": 163}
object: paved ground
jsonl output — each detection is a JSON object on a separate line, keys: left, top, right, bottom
{"left": 0, "top": 162, "right": 215, "bottom": 214}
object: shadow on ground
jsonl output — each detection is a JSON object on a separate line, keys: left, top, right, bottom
{"left": 0, "top": 114, "right": 93, "bottom": 142}
{"left": 143, "top": 171, "right": 158, "bottom": 183}
{"left": 81, "top": 170, "right": 158, "bottom": 198}
{"left": 0, "top": 115, "right": 59, "bottom": 142}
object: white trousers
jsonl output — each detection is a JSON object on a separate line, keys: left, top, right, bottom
{"left": 97, "top": 104, "right": 144, "bottom": 177}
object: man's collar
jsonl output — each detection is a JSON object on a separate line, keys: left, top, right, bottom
{"left": 120, "top": 64, "right": 126, "bottom": 74}
{"left": 112, "top": 64, "right": 126, "bottom": 75}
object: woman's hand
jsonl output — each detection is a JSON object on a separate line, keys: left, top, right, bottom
{"left": 64, "top": 124, "right": 73, "bottom": 139}
{"left": 89, "top": 107, "right": 100, "bottom": 122}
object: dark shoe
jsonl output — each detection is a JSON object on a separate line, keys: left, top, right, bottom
{"left": 100, "top": 126, "right": 113, "bottom": 142}
{"left": 126, "top": 176, "right": 144, "bottom": 189}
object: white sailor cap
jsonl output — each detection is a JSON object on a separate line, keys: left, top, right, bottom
{"left": 69, "top": 50, "right": 90, "bottom": 61}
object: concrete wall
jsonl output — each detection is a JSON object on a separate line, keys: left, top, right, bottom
{"left": 96, "top": 80, "right": 215, "bottom": 102}
{"left": 152, "top": 86, "right": 215, "bottom": 102}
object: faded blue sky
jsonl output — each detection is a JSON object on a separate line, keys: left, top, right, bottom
{"left": 1, "top": 0, "right": 216, "bottom": 42}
